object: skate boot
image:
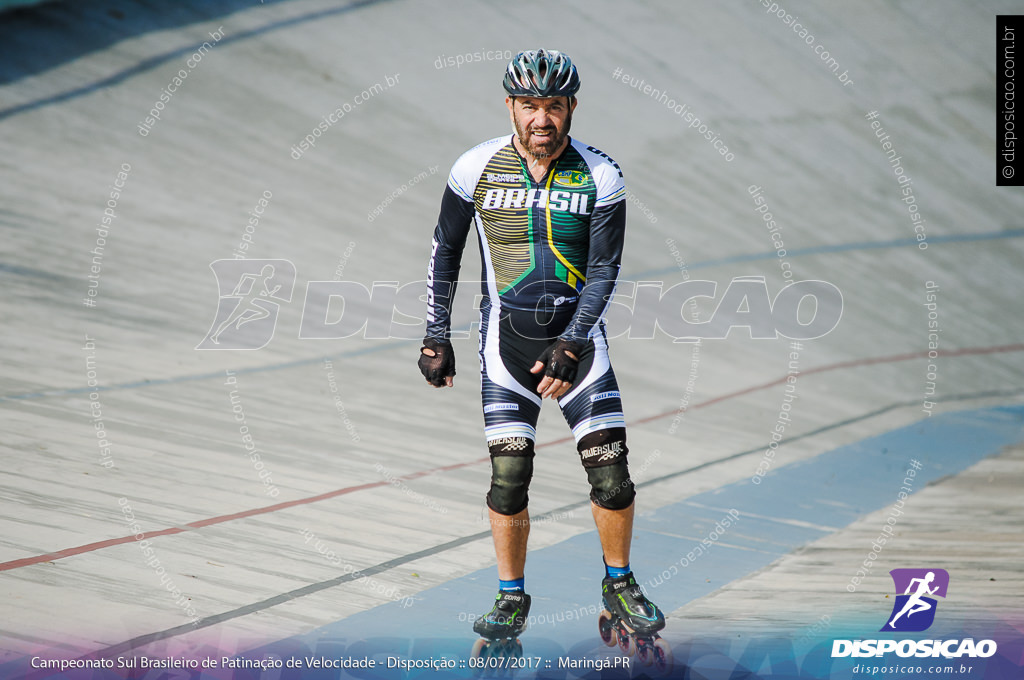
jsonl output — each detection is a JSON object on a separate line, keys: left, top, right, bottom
{"left": 473, "top": 590, "right": 530, "bottom": 639}
{"left": 598, "top": 572, "right": 672, "bottom": 672}
{"left": 470, "top": 591, "right": 529, "bottom": 671}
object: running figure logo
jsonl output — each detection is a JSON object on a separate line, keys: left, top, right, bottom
{"left": 881, "top": 568, "right": 950, "bottom": 632}
{"left": 197, "top": 259, "right": 296, "bottom": 350}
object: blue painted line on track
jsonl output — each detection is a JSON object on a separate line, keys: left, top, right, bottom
{"left": 239, "top": 404, "right": 1024, "bottom": 671}
{"left": 4, "top": 404, "right": 1022, "bottom": 680}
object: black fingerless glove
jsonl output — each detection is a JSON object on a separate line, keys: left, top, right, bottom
{"left": 418, "top": 337, "right": 456, "bottom": 387}
{"left": 535, "top": 338, "right": 584, "bottom": 383}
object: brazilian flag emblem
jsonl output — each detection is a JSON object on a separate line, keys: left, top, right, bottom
{"left": 553, "top": 170, "right": 587, "bottom": 187}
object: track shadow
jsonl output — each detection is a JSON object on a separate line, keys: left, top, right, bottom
{"left": 0, "top": 0, "right": 389, "bottom": 121}
{"left": 0, "top": 0, "right": 292, "bottom": 86}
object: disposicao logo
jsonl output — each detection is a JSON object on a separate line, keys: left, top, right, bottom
{"left": 197, "top": 260, "right": 296, "bottom": 350}
{"left": 831, "top": 568, "right": 997, "bottom": 659}
{"left": 881, "top": 568, "right": 948, "bottom": 632}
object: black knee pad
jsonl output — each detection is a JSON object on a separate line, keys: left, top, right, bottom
{"left": 587, "top": 459, "right": 635, "bottom": 510}
{"left": 578, "top": 429, "right": 635, "bottom": 510}
{"left": 485, "top": 437, "right": 535, "bottom": 516}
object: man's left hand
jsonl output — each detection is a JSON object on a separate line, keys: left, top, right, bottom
{"left": 531, "top": 338, "right": 583, "bottom": 400}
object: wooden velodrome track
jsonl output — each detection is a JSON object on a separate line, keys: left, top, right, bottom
{"left": 1, "top": 1, "right": 1022, "bottom": 677}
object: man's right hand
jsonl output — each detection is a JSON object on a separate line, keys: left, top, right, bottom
{"left": 418, "top": 337, "right": 456, "bottom": 388}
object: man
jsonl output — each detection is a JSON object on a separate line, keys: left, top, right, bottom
{"left": 419, "top": 49, "right": 665, "bottom": 642}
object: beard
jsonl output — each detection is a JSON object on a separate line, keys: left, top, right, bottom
{"left": 513, "top": 105, "right": 572, "bottom": 159}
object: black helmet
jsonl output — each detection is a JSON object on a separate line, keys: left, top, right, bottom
{"left": 503, "top": 49, "right": 580, "bottom": 98}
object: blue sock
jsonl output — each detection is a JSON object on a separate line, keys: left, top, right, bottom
{"left": 605, "top": 562, "right": 630, "bottom": 579}
{"left": 499, "top": 577, "right": 525, "bottom": 592}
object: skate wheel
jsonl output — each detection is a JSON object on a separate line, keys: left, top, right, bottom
{"left": 636, "top": 640, "right": 652, "bottom": 666}
{"left": 617, "top": 628, "right": 635, "bottom": 656}
{"left": 598, "top": 611, "right": 617, "bottom": 647}
{"left": 497, "top": 638, "right": 519, "bottom": 679}
{"left": 470, "top": 637, "right": 522, "bottom": 678}
{"left": 493, "top": 644, "right": 510, "bottom": 680}
{"left": 470, "top": 638, "right": 489, "bottom": 677}
{"left": 652, "top": 638, "right": 673, "bottom": 675}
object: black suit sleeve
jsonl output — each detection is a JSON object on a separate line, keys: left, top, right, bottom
{"left": 425, "top": 185, "right": 476, "bottom": 340}
{"left": 560, "top": 199, "right": 626, "bottom": 344}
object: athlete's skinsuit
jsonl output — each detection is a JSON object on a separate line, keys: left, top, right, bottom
{"left": 426, "top": 134, "right": 628, "bottom": 448}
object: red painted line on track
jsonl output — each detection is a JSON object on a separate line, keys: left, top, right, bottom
{"left": 535, "top": 343, "right": 1024, "bottom": 447}
{"left": 0, "top": 527, "right": 187, "bottom": 571}
{"left": 3, "top": 343, "right": 1021, "bottom": 572}
{"left": 630, "top": 343, "right": 1024, "bottom": 424}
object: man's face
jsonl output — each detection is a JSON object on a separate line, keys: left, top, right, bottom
{"left": 506, "top": 95, "right": 577, "bottom": 159}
